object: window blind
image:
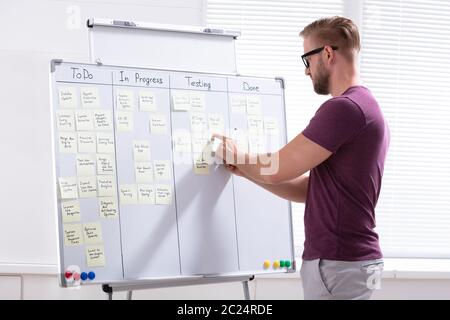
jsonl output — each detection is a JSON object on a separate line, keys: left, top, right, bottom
{"left": 206, "top": 0, "right": 344, "bottom": 256}
{"left": 361, "top": 0, "right": 450, "bottom": 258}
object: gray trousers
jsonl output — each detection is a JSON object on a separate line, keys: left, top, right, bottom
{"left": 300, "top": 258, "right": 384, "bottom": 300}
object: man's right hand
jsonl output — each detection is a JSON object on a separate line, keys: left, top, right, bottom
{"left": 224, "top": 163, "right": 245, "bottom": 178}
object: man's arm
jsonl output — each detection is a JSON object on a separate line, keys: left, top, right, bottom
{"left": 215, "top": 133, "right": 331, "bottom": 185}
{"left": 224, "top": 164, "right": 310, "bottom": 203}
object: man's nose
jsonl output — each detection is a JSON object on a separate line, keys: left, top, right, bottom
{"left": 304, "top": 67, "right": 310, "bottom": 76}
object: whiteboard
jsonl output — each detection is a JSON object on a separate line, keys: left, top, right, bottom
{"left": 50, "top": 61, "right": 294, "bottom": 287}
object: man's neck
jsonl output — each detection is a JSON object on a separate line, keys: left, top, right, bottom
{"left": 329, "top": 63, "right": 361, "bottom": 97}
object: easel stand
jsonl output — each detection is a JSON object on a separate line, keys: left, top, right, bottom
{"left": 102, "top": 275, "right": 254, "bottom": 300}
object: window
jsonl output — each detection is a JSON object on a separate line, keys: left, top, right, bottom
{"left": 206, "top": 0, "right": 450, "bottom": 259}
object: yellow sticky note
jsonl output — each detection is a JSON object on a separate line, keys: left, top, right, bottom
{"left": 64, "top": 223, "right": 83, "bottom": 246}
{"left": 78, "top": 176, "right": 97, "bottom": 198}
{"left": 248, "top": 135, "right": 266, "bottom": 154}
{"left": 58, "top": 177, "right": 78, "bottom": 199}
{"left": 137, "top": 184, "right": 155, "bottom": 204}
{"left": 190, "top": 112, "right": 207, "bottom": 132}
{"left": 247, "top": 115, "right": 264, "bottom": 136}
{"left": 81, "top": 87, "right": 100, "bottom": 108}
{"left": 264, "top": 118, "right": 279, "bottom": 136}
{"left": 193, "top": 155, "right": 210, "bottom": 175}
{"left": 97, "top": 175, "right": 116, "bottom": 197}
{"left": 116, "top": 90, "right": 135, "bottom": 110}
{"left": 246, "top": 96, "right": 262, "bottom": 115}
{"left": 149, "top": 114, "right": 167, "bottom": 134}
{"left": 58, "top": 87, "right": 77, "bottom": 108}
{"left": 93, "top": 110, "right": 113, "bottom": 131}
{"left": 58, "top": 132, "right": 77, "bottom": 153}
{"left": 83, "top": 223, "right": 103, "bottom": 244}
{"left": 191, "top": 133, "right": 209, "bottom": 153}
{"left": 153, "top": 160, "right": 171, "bottom": 181}
{"left": 155, "top": 185, "right": 172, "bottom": 205}
{"left": 190, "top": 91, "right": 205, "bottom": 111}
{"left": 232, "top": 128, "right": 249, "bottom": 154}
{"left": 86, "top": 245, "right": 105, "bottom": 267}
{"left": 139, "top": 90, "right": 156, "bottom": 111}
{"left": 61, "top": 200, "right": 81, "bottom": 223}
{"left": 75, "top": 110, "right": 94, "bottom": 131}
{"left": 97, "top": 133, "right": 115, "bottom": 154}
{"left": 56, "top": 110, "right": 75, "bottom": 131}
{"left": 119, "top": 184, "right": 138, "bottom": 204}
{"left": 98, "top": 197, "right": 118, "bottom": 218}
{"left": 172, "top": 91, "right": 191, "bottom": 111}
{"left": 133, "top": 140, "right": 151, "bottom": 161}
{"left": 116, "top": 111, "right": 134, "bottom": 132}
{"left": 173, "top": 131, "right": 191, "bottom": 153}
{"left": 76, "top": 154, "right": 96, "bottom": 176}
{"left": 231, "top": 95, "right": 247, "bottom": 113}
{"left": 77, "top": 132, "right": 97, "bottom": 153}
{"left": 208, "top": 113, "right": 225, "bottom": 134}
{"left": 134, "top": 162, "right": 153, "bottom": 183}
{"left": 96, "top": 154, "right": 115, "bottom": 175}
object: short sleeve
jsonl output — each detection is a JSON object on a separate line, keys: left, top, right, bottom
{"left": 302, "top": 97, "right": 366, "bottom": 153}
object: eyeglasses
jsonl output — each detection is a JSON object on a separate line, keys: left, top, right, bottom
{"left": 301, "top": 46, "right": 338, "bottom": 68}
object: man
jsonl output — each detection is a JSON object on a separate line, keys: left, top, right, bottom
{"left": 214, "top": 16, "right": 389, "bottom": 300}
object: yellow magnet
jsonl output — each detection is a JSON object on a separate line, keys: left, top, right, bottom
{"left": 263, "top": 260, "right": 271, "bottom": 269}
{"left": 273, "top": 260, "right": 280, "bottom": 269}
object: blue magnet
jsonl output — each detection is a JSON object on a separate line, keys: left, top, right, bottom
{"left": 88, "top": 271, "right": 96, "bottom": 280}
{"left": 80, "top": 272, "right": 88, "bottom": 281}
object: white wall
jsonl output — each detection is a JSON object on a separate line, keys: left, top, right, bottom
{"left": 1, "top": 0, "right": 450, "bottom": 300}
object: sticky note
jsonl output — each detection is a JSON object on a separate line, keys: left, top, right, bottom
{"left": 246, "top": 96, "right": 262, "bottom": 114}
{"left": 154, "top": 160, "right": 171, "bottom": 180}
{"left": 81, "top": 87, "right": 100, "bottom": 108}
{"left": 58, "top": 177, "right": 78, "bottom": 199}
{"left": 78, "top": 176, "right": 97, "bottom": 198}
{"left": 231, "top": 95, "right": 247, "bottom": 113}
{"left": 61, "top": 200, "right": 81, "bottom": 223}
{"left": 155, "top": 185, "right": 172, "bottom": 205}
{"left": 58, "top": 87, "right": 77, "bottom": 108}
{"left": 97, "top": 133, "right": 115, "bottom": 154}
{"left": 134, "top": 162, "right": 153, "bottom": 183}
{"left": 137, "top": 184, "right": 155, "bottom": 204}
{"left": 64, "top": 224, "right": 83, "bottom": 246}
{"left": 96, "top": 154, "right": 115, "bottom": 175}
{"left": 149, "top": 114, "right": 167, "bottom": 134}
{"left": 193, "top": 155, "right": 210, "bottom": 175}
{"left": 191, "top": 133, "right": 209, "bottom": 153}
{"left": 264, "top": 118, "right": 279, "bottom": 136}
{"left": 190, "top": 112, "right": 207, "bottom": 132}
{"left": 93, "top": 110, "right": 113, "bottom": 131}
{"left": 247, "top": 115, "right": 264, "bottom": 136}
{"left": 208, "top": 113, "right": 225, "bottom": 134}
{"left": 97, "top": 175, "right": 116, "bottom": 197}
{"left": 133, "top": 140, "right": 151, "bottom": 161}
{"left": 116, "top": 90, "right": 135, "bottom": 110}
{"left": 232, "top": 129, "right": 249, "bottom": 153}
{"left": 77, "top": 132, "right": 96, "bottom": 153}
{"left": 56, "top": 110, "right": 75, "bottom": 131}
{"left": 86, "top": 245, "right": 105, "bottom": 267}
{"left": 75, "top": 110, "right": 94, "bottom": 131}
{"left": 172, "top": 91, "right": 190, "bottom": 111}
{"left": 116, "top": 111, "right": 134, "bottom": 132}
{"left": 173, "top": 131, "right": 191, "bottom": 153}
{"left": 58, "top": 132, "right": 77, "bottom": 153}
{"left": 98, "top": 197, "right": 118, "bottom": 218}
{"left": 139, "top": 91, "right": 156, "bottom": 111}
{"left": 248, "top": 135, "right": 266, "bottom": 154}
{"left": 76, "top": 154, "right": 96, "bottom": 176}
{"left": 83, "top": 223, "right": 103, "bottom": 244}
{"left": 119, "top": 185, "right": 138, "bottom": 204}
{"left": 190, "top": 92, "right": 205, "bottom": 110}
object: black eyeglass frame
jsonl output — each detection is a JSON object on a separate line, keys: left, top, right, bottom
{"left": 301, "top": 45, "right": 338, "bottom": 68}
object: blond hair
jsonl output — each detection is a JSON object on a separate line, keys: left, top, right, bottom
{"left": 300, "top": 16, "right": 360, "bottom": 60}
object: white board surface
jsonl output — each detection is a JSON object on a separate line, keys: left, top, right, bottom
{"left": 50, "top": 61, "right": 294, "bottom": 286}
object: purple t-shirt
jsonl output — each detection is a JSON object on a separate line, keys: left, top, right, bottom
{"left": 301, "top": 86, "right": 390, "bottom": 261}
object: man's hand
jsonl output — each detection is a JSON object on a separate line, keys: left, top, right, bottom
{"left": 224, "top": 163, "right": 245, "bottom": 177}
